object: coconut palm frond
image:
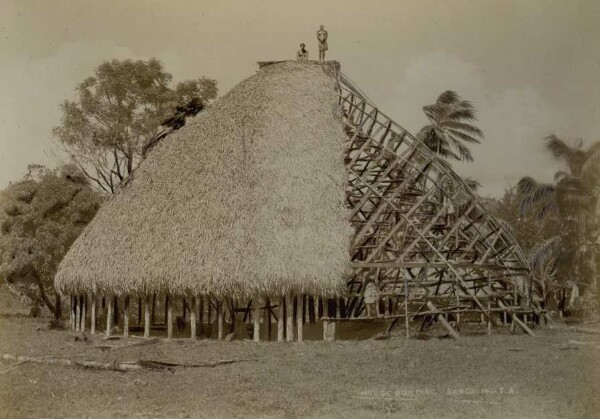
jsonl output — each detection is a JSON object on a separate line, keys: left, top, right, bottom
{"left": 435, "top": 90, "right": 459, "bottom": 106}
{"left": 544, "top": 135, "right": 574, "bottom": 160}
{"left": 529, "top": 236, "right": 563, "bottom": 271}
{"left": 445, "top": 107, "right": 477, "bottom": 122}
{"left": 516, "top": 176, "right": 537, "bottom": 195}
{"left": 449, "top": 137, "right": 474, "bottom": 162}
{"left": 463, "top": 177, "right": 481, "bottom": 193}
{"left": 581, "top": 146, "right": 600, "bottom": 188}
{"left": 518, "top": 177, "right": 555, "bottom": 215}
{"left": 423, "top": 104, "right": 445, "bottom": 123}
{"left": 439, "top": 121, "right": 484, "bottom": 137}
{"left": 536, "top": 199, "right": 559, "bottom": 220}
{"left": 446, "top": 128, "right": 482, "bottom": 144}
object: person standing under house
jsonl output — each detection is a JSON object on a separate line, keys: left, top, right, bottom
{"left": 296, "top": 43, "right": 309, "bottom": 61}
{"left": 317, "top": 24, "right": 328, "bottom": 62}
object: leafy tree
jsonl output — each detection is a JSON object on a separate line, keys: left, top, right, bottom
{"left": 517, "top": 136, "right": 600, "bottom": 315}
{"left": 417, "top": 91, "right": 483, "bottom": 162}
{"left": 53, "top": 58, "right": 218, "bottom": 193}
{"left": 0, "top": 165, "right": 104, "bottom": 318}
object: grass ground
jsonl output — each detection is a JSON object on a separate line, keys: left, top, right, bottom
{"left": 1, "top": 312, "right": 599, "bottom": 419}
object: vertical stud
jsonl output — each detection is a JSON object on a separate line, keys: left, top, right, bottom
{"left": 253, "top": 297, "right": 261, "bottom": 342}
{"left": 217, "top": 300, "right": 224, "bottom": 340}
{"left": 167, "top": 294, "right": 173, "bottom": 339}
{"left": 106, "top": 296, "right": 113, "bottom": 337}
{"left": 277, "top": 295, "right": 284, "bottom": 342}
{"left": 123, "top": 295, "right": 129, "bottom": 338}
{"left": 74, "top": 296, "right": 80, "bottom": 332}
{"left": 286, "top": 294, "right": 294, "bottom": 342}
{"left": 190, "top": 296, "right": 197, "bottom": 340}
{"left": 144, "top": 295, "right": 151, "bottom": 338}
{"left": 90, "top": 294, "right": 96, "bottom": 335}
{"left": 80, "top": 295, "right": 86, "bottom": 332}
{"left": 297, "top": 293, "right": 304, "bottom": 342}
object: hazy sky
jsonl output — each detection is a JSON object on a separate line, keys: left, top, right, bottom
{"left": 1, "top": 0, "right": 598, "bottom": 196}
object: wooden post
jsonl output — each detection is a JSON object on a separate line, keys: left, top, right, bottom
{"left": 304, "top": 295, "right": 309, "bottom": 324}
{"left": 207, "top": 296, "right": 213, "bottom": 338}
{"left": 151, "top": 293, "right": 156, "bottom": 325}
{"left": 106, "top": 296, "right": 113, "bottom": 337}
{"left": 137, "top": 296, "right": 142, "bottom": 325}
{"left": 190, "top": 296, "right": 197, "bottom": 340}
{"left": 113, "top": 296, "right": 119, "bottom": 326}
{"left": 313, "top": 296, "right": 319, "bottom": 322}
{"left": 198, "top": 295, "right": 204, "bottom": 336}
{"left": 217, "top": 300, "right": 224, "bottom": 340}
{"left": 74, "top": 296, "right": 80, "bottom": 332}
{"left": 80, "top": 295, "right": 86, "bottom": 332}
{"left": 253, "top": 297, "right": 261, "bottom": 342}
{"left": 144, "top": 295, "right": 151, "bottom": 338}
{"left": 286, "top": 294, "right": 295, "bottom": 342}
{"left": 123, "top": 296, "right": 129, "bottom": 338}
{"left": 426, "top": 301, "right": 460, "bottom": 340}
{"left": 265, "top": 297, "right": 271, "bottom": 341}
{"left": 330, "top": 298, "right": 337, "bottom": 341}
{"left": 297, "top": 293, "right": 304, "bottom": 342}
{"left": 277, "top": 295, "right": 284, "bottom": 342}
{"left": 323, "top": 298, "right": 337, "bottom": 342}
{"left": 90, "top": 295, "right": 96, "bottom": 335}
{"left": 323, "top": 298, "right": 329, "bottom": 341}
{"left": 69, "top": 295, "right": 73, "bottom": 330}
{"left": 166, "top": 294, "right": 173, "bottom": 339}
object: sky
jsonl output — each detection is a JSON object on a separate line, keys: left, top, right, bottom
{"left": 0, "top": 0, "right": 599, "bottom": 196}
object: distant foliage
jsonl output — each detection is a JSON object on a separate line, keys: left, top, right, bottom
{"left": 515, "top": 136, "right": 600, "bottom": 316}
{"left": 0, "top": 165, "right": 104, "bottom": 318}
{"left": 53, "top": 58, "right": 218, "bottom": 193}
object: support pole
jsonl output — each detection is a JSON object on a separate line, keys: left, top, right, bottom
{"left": 137, "top": 296, "right": 141, "bottom": 325}
{"left": 166, "top": 294, "right": 173, "bottom": 339}
{"left": 144, "top": 295, "right": 151, "bottom": 338}
{"left": 106, "top": 296, "right": 113, "bottom": 337}
{"left": 253, "top": 297, "right": 261, "bottom": 342}
{"left": 198, "top": 295, "right": 204, "bottom": 336}
{"left": 70, "top": 295, "right": 75, "bottom": 330}
{"left": 74, "top": 296, "right": 80, "bottom": 332}
{"left": 297, "top": 293, "right": 304, "bottom": 342}
{"left": 207, "top": 296, "right": 213, "bottom": 338}
{"left": 123, "top": 296, "right": 129, "bottom": 338}
{"left": 322, "top": 298, "right": 336, "bottom": 341}
{"left": 313, "top": 296, "right": 319, "bottom": 322}
{"left": 80, "top": 295, "right": 86, "bottom": 333}
{"left": 265, "top": 297, "right": 271, "bottom": 341}
{"left": 498, "top": 301, "right": 534, "bottom": 337}
{"left": 90, "top": 295, "right": 96, "bottom": 335}
{"left": 426, "top": 301, "right": 460, "bottom": 340}
{"left": 190, "top": 296, "right": 197, "bottom": 340}
{"left": 286, "top": 294, "right": 294, "bottom": 342}
{"left": 217, "top": 300, "right": 224, "bottom": 340}
{"left": 277, "top": 295, "right": 284, "bottom": 342}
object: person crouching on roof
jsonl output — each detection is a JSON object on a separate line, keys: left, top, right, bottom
{"left": 297, "top": 43, "right": 308, "bottom": 62}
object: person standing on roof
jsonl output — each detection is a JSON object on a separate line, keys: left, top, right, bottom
{"left": 296, "top": 43, "right": 309, "bottom": 61}
{"left": 317, "top": 25, "right": 328, "bottom": 62}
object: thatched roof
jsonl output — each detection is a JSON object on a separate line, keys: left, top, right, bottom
{"left": 55, "top": 61, "right": 351, "bottom": 298}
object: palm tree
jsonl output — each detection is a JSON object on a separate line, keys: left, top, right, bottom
{"left": 518, "top": 135, "right": 600, "bottom": 315}
{"left": 417, "top": 91, "right": 484, "bottom": 162}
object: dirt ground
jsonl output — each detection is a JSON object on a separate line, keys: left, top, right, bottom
{"left": 1, "top": 313, "right": 599, "bottom": 419}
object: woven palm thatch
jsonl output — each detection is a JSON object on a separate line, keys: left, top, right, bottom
{"left": 55, "top": 61, "right": 351, "bottom": 298}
